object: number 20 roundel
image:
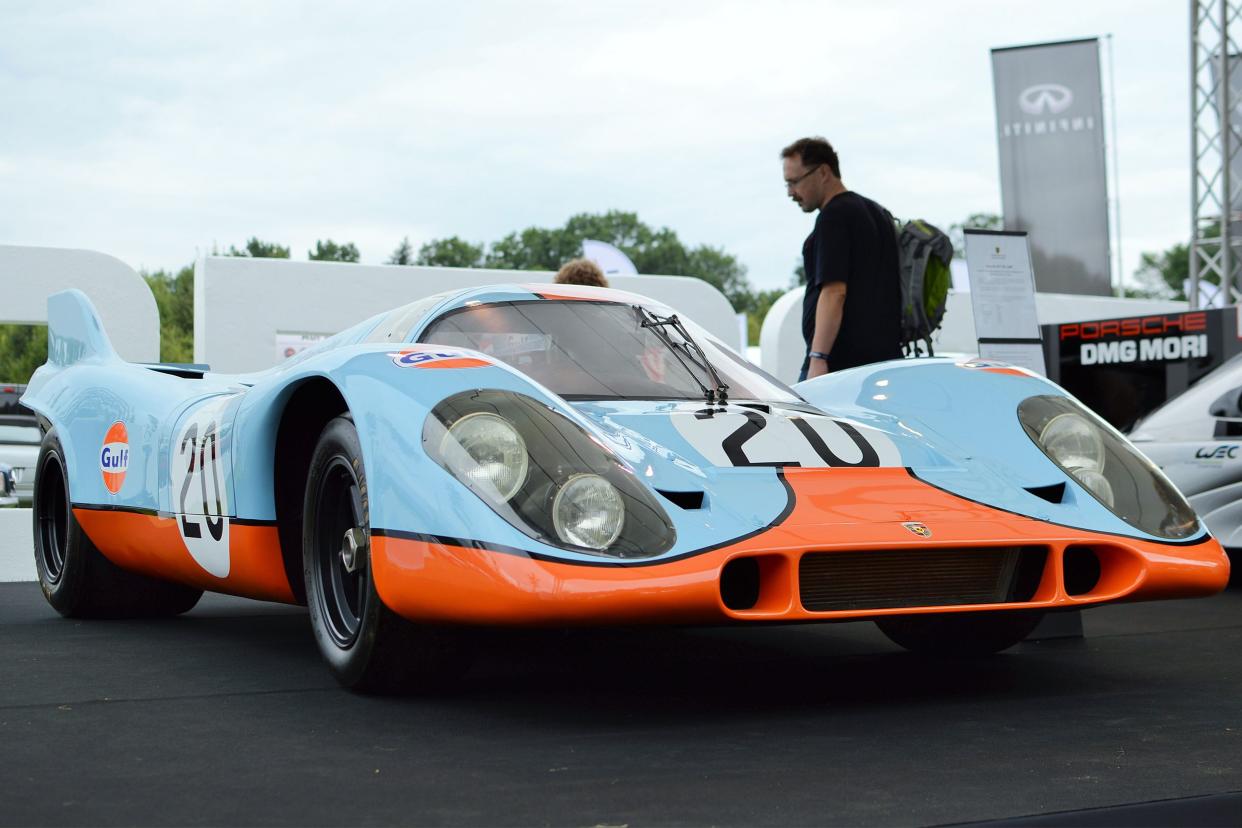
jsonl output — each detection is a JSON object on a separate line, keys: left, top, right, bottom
{"left": 170, "top": 394, "right": 236, "bottom": 578}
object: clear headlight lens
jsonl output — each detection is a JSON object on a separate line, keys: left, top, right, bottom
{"left": 553, "top": 474, "right": 626, "bottom": 549}
{"left": 440, "top": 412, "right": 528, "bottom": 501}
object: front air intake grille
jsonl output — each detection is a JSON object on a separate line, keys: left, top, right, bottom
{"left": 799, "top": 547, "right": 1037, "bottom": 612}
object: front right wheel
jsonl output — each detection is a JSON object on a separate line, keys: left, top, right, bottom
{"left": 302, "top": 415, "right": 470, "bottom": 693}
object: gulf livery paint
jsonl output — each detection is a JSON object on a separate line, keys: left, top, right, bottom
{"left": 21, "top": 284, "right": 1230, "bottom": 690}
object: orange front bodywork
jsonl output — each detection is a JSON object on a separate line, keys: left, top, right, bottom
{"left": 74, "top": 468, "right": 1230, "bottom": 624}
{"left": 371, "top": 468, "right": 1231, "bottom": 626}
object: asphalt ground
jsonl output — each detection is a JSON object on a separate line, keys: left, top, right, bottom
{"left": 1, "top": 582, "right": 1241, "bottom": 827}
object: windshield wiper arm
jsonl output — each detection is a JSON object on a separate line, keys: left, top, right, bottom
{"left": 637, "top": 307, "right": 730, "bottom": 405}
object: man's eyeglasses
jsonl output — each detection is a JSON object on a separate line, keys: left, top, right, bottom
{"left": 784, "top": 164, "right": 821, "bottom": 190}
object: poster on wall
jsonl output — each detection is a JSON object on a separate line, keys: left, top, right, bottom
{"left": 991, "top": 37, "right": 1111, "bottom": 296}
{"left": 965, "top": 229, "right": 1047, "bottom": 376}
{"left": 275, "top": 331, "right": 329, "bottom": 362}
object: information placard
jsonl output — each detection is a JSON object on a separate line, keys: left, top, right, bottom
{"left": 965, "top": 229, "right": 1046, "bottom": 376}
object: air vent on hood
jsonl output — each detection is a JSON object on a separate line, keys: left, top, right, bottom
{"left": 656, "top": 489, "right": 705, "bottom": 510}
{"left": 1024, "top": 482, "right": 1066, "bottom": 504}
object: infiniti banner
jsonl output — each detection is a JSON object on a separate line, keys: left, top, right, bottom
{"left": 991, "top": 38, "right": 1110, "bottom": 295}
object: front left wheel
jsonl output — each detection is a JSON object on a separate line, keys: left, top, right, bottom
{"left": 302, "top": 415, "right": 471, "bottom": 693}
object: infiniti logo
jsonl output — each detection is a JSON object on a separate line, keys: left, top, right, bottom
{"left": 1018, "top": 83, "right": 1074, "bottom": 115}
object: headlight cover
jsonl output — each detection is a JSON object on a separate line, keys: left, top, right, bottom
{"left": 1019, "top": 395, "right": 1198, "bottom": 540}
{"left": 425, "top": 390, "right": 675, "bottom": 558}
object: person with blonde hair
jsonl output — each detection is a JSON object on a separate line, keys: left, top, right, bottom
{"left": 554, "top": 258, "right": 609, "bottom": 287}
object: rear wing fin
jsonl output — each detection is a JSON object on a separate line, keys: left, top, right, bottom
{"left": 47, "top": 289, "right": 120, "bottom": 366}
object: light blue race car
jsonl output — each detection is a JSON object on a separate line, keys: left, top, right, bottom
{"left": 21, "top": 283, "right": 1229, "bottom": 692}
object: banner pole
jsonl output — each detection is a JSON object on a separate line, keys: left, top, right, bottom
{"left": 1190, "top": 1, "right": 1200, "bottom": 310}
{"left": 1221, "top": 0, "right": 1232, "bottom": 301}
{"left": 1106, "top": 34, "right": 1123, "bottom": 297}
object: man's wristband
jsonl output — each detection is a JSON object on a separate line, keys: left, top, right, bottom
{"left": 808, "top": 351, "right": 830, "bottom": 362}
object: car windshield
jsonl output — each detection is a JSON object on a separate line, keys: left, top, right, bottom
{"left": 0, "top": 424, "right": 40, "bottom": 445}
{"left": 421, "top": 300, "right": 802, "bottom": 403}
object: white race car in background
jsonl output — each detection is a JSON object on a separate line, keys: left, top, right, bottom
{"left": 1130, "top": 352, "right": 1242, "bottom": 569}
{"left": 0, "top": 461, "right": 18, "bottom": 508}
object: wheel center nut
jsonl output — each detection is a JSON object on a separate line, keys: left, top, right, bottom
{"left": 341, "top": 527, "right": 366, "bottom": 573}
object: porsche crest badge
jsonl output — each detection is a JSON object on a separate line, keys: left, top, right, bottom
{"left": 902, "top": 522, "right": 932, "bottom": 538}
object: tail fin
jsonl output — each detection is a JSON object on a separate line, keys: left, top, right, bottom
{"left": 47, "top": 289, "right": 119, "bottom": 366}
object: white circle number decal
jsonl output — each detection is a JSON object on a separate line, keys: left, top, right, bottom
{"left": 171, "top": 395, "right": 235, "bottom": 577}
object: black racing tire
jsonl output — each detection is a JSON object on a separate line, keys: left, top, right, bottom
{"left": 302, "top": 415, "right": 471, "bottom": 694}
{"left": 33, "top": 428, "right": 203, "bottom": 618}
{"left": 875, "top": 610, "right": 1045, "bottom": 656}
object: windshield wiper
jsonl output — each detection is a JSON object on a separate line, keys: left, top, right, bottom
{"left": 636, "top": 306, "right": 730, "bottom": 405}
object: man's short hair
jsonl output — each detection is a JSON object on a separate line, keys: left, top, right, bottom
{"left": 554, "top": 258, "right": 609, "bottom": 287}
{"left": 780, "top": 136, "right": 841, "bottom": 178}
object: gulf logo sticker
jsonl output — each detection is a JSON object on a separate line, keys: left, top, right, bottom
{"left": 100, "top": 421, "right": 130, "bottom": 494}
{"left": 388, "top": 348, "right": 490, "bottom": 370}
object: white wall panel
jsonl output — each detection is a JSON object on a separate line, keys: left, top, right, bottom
{"left": 0, "top": 245, "right": 159, "bottom": 363}
{"left": 195, "top": 257, "right": 743, "bottom": 373}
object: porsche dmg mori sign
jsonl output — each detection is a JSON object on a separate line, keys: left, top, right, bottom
{"left": 1043, "top": 309, "right": 1237, "bottom": 432}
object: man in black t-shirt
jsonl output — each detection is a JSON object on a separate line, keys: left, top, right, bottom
{"left": 780, "top": 136, "right": 901, "bottom": 381}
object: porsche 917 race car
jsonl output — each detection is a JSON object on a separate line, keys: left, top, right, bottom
{"left": 22, "top": 284, "right": 1230, "bottom": 691}
{"left": 1129, "top": 351, "right": 1242, "bottom": 564}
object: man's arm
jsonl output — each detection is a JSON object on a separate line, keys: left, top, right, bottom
{"left": 806, "top": 281, "right": 847, "bottom": 379}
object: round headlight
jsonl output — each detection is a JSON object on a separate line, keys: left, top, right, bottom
{"left": 552, "top": 474, "right": 625, "bottom": 550}
{"left": 441, "top": 412, "right": 528, "bottom": 501}
{"left": 1039, "top": 413, "right": 1105, "bottom": 474}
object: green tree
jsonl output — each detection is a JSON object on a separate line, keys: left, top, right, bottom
{"left": 416, "top": 236, "right": 485, "bottom": 268}
{"left": 309, "top": 239, "right": 360, "bottom": 263}
{"left": 0, "top": 324, "right": 48, "bottom": 384}
{"left": 418, "top": 211, "right": 772, "bottom": 341}
{"left": 1131, "top": 242, "right": 1193, "bottom": 300}
{"left": 738, "top": 287, "right": 787, "bottom": 346}
{"left": 226, "top": 237, "right": 291, "bottom": 258}
{"left": 472, "top": 210, "right": 756, "bottom": 309}
{"left": 387, "top": 236, "right": 415, "bottom": 265}
{"left": 143, "top": 265, "right": 195, "bottom": 363}
{"left": 947, "top": 212, "right": 1003, "bottom": 259}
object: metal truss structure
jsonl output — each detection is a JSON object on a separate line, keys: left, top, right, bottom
{"left": 1191, "top": 0, "right": 1242, "bottom": 308}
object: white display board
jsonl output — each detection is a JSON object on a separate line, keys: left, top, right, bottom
{"left": 964, "top": 229, "right": 1047, "bottom": 376}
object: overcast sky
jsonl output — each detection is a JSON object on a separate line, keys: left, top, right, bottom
{"left": 0, "top": 0, "right": 1194, "bottom": 293}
